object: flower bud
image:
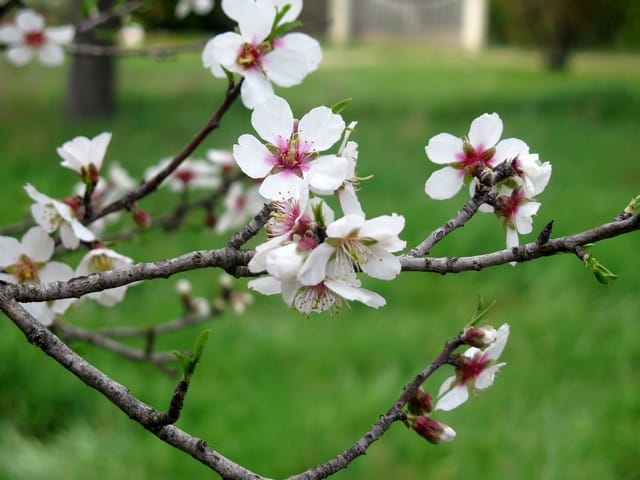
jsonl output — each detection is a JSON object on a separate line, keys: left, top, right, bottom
{"left": 411, "top": 416, "right": 456, "bottom": 445}
{"left": 462, "top": 324, "right": 497, "bottom": 348}
{"left": 132, "top": 207, "right": 152, "bottom": 228}
{"left": 175, "top": 279, "right": 192, "bottom": 296}
{"left": 407, "top": 387, "right": 433, "bottom": 415}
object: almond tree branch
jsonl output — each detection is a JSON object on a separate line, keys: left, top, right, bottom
{"left": 0, "top": 290, "right": 270, "bottom": 480}
{"left": 74, "top": 0, "right": 145, "bottom": 34}
{"left": 90, "top": 79, "right": 243, "bottom": 223}
{"left": 66, "top": 41, "right": 207, "bottom": 58}
{"left": 5, "top": 214, "right": 638, "bottom": 304}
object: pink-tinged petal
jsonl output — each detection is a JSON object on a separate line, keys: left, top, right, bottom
{"left": 233, "top": 134, "right": 273, "bottom": 179}
{"left": 298, "top": 242, "right": 334, "bottom": 286}
{"left": 494, "top": 137, "right": 528, "bottom": 165}
{"left": 360, "top": 246, "right": 401, "bottom": 280}
{"left": 30, "top": 204, "right": 59, "bottom": 233}
{"left": 425, "top": 166, "right": 464, "bottom": 200}
{"left": 326, "top": 214, "right": 364, "bottom": 238}
{"left": 248, "top": 276, "right": 282, "bottom": 295}
{"left": 203, "top": 32, "right": 243, "bottom": 74}
{"left": 425, "top": 133, "right": 463, "bottom": 165}
{"left": 278, "top": 33, "right": 322, "bottom": 70}
{"left": 337, "top": 185, "right": 365, "bottom": 218}
{"left": 259, "top": 171, "right": 303, "bottom": 201}
{"left": 241, "top": 69, "right": 275, "bottom": 109}
{"left": 22, "top": 226, "right": 54, "bottom": 262}
{"left": 434, "top": 384, "right": 469, "bottom": 411}
{"left": 325, "top": 279, "right": 386, "bottom": 308}
{"left": 45, "top": 25, "right": 74, "bottom": 44}
{"left": 251, "top": 95, "right": 293, "bottom": 144}
{"left": 359, "top": 214, "right": 406, "bottom": 251}
{"left": 306, "top": 155, "right": 349, "bottom": 194}
{"left": 0, "top": 236, "right": 22, "bottom": 267}
{"left": 485, "top": 323, "right": 510, "bottom": 361}
{"left": 263, "top": 46, "right": 313, "bottom": 87}
{"left": 237, "top": 0, "right": 274, "bottom": 43}
{"left": 298, "top": 107, "right": 345, "bottom": 151}
{"left": 16, "top": 9, "right": 44, "bottom": 32}
{"left": 7, "top": 46, "right": 34, "bottom": 66}
{"left": 59, "top": 223, "right": 80, "bottom": 249}
{"left": 475, "top": 363, "right": 506, "bottom": 391}
{"left": 32, "top": 47, "right": 64, "bottom": 67}
{"left": 468, "top": 113, "right": 503, "bottom": 148}
{"left": 0, "top": 25, "right": 22, "bottom": 44}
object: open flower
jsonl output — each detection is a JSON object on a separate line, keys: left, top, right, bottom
{"left": 25, "top": 183, "right": 96, "bottom": 250}
{"left": 215, "top": 181, "right": 264, "bottom": 233}
{"left": 75, "top": 248, "right": 134, "bottom": 307}
{"left": 144, "top": 158, "right": 220, "bottom": 192}
{"left": 298, "top": 213, "right": 406, "bottom": 286}
{"left": 0, "top": 227, "right": 74, "bottom": 325}
{"left": 202, "top": 0, "right": 321, "bottom": 108}
{"left": 0, "top": 9, "right": 74, "bottom": 66}
{"left": 233, "top": 96, "right": 348, "bottom": 200}
{"left": 435, "top": 324, "right": 510, "bottom": 411}
{"left": 57, "top": 132, "right": 112, "bottom": 183}
{"left": 425, "top": 113, "right": 527, "bottom": 200}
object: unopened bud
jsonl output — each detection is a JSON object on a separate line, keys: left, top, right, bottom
{"left": 218, "top": 273, "right": 233, "bottom": 290}
{"left": 462, "top": 324, "right": 497, "bottom": 348}
{"left": 407, "top": 387, "right": 433, "bottom": 415}
{"left": 175, "top": 279, "right": 192, "bottom": 296}
{"left": 411, "top": 416, "right": 456, "bottom": 445}
{"left": 132, "top": 208, "right": 152, "bottom": 228}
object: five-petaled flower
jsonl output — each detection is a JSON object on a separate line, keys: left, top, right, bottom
{"left": 435, "top": 323, "right": 510, "bottom": 411}
{"left": 57, "top": 132, "right": 112, "bottom": 184}
{"left": 0, "top": 226, "right": 74, "bottom": 325}
{"left": 0, "top": 9, "right": 74, "bottom": 66}
{"left": 75, "top": 248, "right": 134, "bottom": 307}
{"left": 233, "top": 96, "right": 348, "bottom": 200}
{"left": 202, "top": 0, "right": 321, "bottom": 108}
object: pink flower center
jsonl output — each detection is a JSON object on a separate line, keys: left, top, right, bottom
{"left": 237, "top": 41, "right": 273, "bottom": 70}
{"left": 455, "top": 141, "right": 496, "bottom": 174}
{"left": 24, "top": 30, "right": 45, "bottom": 47}
{"left": 458, "top": 352, "right": 490, "bottom": 385}
{"left": 494, "top": 189, "right": 525, "bottom": 222}
{"left": 175, "top": 168, "right": 195, "bottom": 184}
{"left": 271, "top": 134, "right": 315, "bottom": 177}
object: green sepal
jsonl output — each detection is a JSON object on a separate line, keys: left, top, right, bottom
{"left": 331, "top": 98, "right": 353, "bottom": 114}
{"left": 583, "top": 254, "right": 618, "bottom": 285}
{"left": 172, "top": 329, "right": 211, "bottom": 383}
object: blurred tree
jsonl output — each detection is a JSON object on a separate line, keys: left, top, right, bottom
{"left": 490, "top": 0, "right": 635, "bottom": 69}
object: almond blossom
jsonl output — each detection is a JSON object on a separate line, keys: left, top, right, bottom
{"left": 0, "top": 227, "right": 74, "bottom": 325}
{"left": 202, "top": 0, "right": 321, "bottom": 108}
{"left": 57, "top": 132, "right": 112, "bottom": 183}
{"left": 215, "top": 181, "right": 264, "bottom": 233}
{"left": 144, "top": 158, "right": 220, "bottom": 192}
{"left": 25, "top": 183, "right": 96, "bottom": 250}
{"left": 424, "top": 113, "right": 526, "bottom": 200}
{"left": 435, "top": 323, "right": 510, "bottom": 412}
{"left": 0, "top": 9, "right": 74, "bottom": 67}
{"left": 233, "top": 96, "right": 348, "bottom": 200}
{"left": 75, "top": 248, "right": 134, "bottom": 307}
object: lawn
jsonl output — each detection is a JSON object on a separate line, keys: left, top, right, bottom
{"left": 1, "top": 41, "right": 639, "bottom": 480}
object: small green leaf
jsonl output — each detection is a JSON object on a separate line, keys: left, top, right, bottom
{"left": 172, "top": 351, "right": 193, "bottom": 378}
{"left": 173, "top": 329, "right": 211, "bottom": 382}
{"left": 623, "top": 194, "right": 640, "bottom": 216}
{"left": 268, "top": 20, "right": 301, "bottom": 41}
{"left": 193, "top": 329, "right": 211, "bottom": 361}
{"left": 583, "top": 254, "right": 618, "bottom": 285}
{"left": 331, "top": 98, "right": 353, "bottom": 114}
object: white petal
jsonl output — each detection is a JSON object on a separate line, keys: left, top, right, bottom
{"left": 37, "top": 44, "right": 65, "bottom": 66}
{"left": 337, "top": 184, "right": 365, "bottom": 218}
{"left": 324, "top": 279, "right": 386, "bottom": 308}
{"left": 45, "top": 25, "right": 75, "bottom": 45}
{"left": 359, "top": 214, "right": 406, "bottom": 251}
{"left": 264, "top": 243, "right": 305, "bottom": 280}
{"left": 468, "top": 113, "right": 503, "bottom": 149}
{"left": 248, "top": 276, "right": 282, "bottom": 295}
{"left": 30, "top": 204, "right": 59, "bottom": 233}
{"left": 360, "top": 247, "right": 401, "bottom": 280}
{"left": 58, "top": 136, "right": 91, "bottom": 171}
{"left": 89, "top": 132, "right": 112, "bottom": 171}
{"left": 506, "top": 226, "right": 519, "bottom": 250}
{"left": 326, "top": 214, "right": 364, "bottom": 238}
{"left": 515, "top": 201, "right": 540, "bottom": 234}
{"left": 298, "top": 106, "right": 345, "bottom": 151}
{"left": 475, "top": 363, "right": 505, "bottom": 391}
{"left": 16, "top": 9, "right": 44, "bottom": 32}
{"left": 278, "top": 33, "right": 322, "bottom": 70}
{"left": 424, "top": 166, "right": 465, "bottom": 200}
{"left": 298, "top": 242, "right": 334, "bottom": 286}
{"left": 437, "top": 375, "right": 457, "bottom": 397}
{"left": 237, "top": 0, "right": 274, "bottom": 43}
{"left": 59, "top": 223, "right": 80, "bottom": 249}
{"left": 259, "top": 171, "right": 303, "bottom": 201}
{"left": 425, "top": 133, "right": 463, "bottom": 165}
{"left": 251, "top": 95, "right": 293, "bottom": 144}
{"left": 21, "top": 226, "right": 54, "bottom": 262}
{"left": 240, "top": 69, "right": 275, "bottom": 109}
{"left": 194, "top": 0, "right": 214, "bottom": 14}
{"left": 434, "top": 384, "right": 469, "bottom": 411}
{"left": 494, "top": 137, "right": 528, "bottom": 164}
{"left": 0, "top": 25, "right": 22, "bottom": 44}
{"left": 7, "top": 46, "right": 34, "bottom": 66}
{"left": 233, "top": 134, "right": 274, "bottom": 179}
{"left": 71, "top": 219, "right": 96, "bottom": 242}
{"left": 485, "top": 324, "right": 510, "bottom": 361}
{"left": 39, "top": 261, "right": 74, "bottom": 283}
{"left": 263, "top": 46, "right": 313, "bottom": 87}
{"left": 203, "top": 32, "right": 243, "bottom": 73}
{"left": 0, "top": 236, "right": 22, "bottom": 267}
{"left": 306, "top": 155, "right": 349, "bottom": 194}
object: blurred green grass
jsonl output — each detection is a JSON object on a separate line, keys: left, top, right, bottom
{"left": 1, "top": 43, "right": 639, "bottom": 479}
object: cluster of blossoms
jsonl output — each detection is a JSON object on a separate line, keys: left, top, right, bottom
{"left": 424, "top": 113, "right": 552, "bottom": 250}
{"left": 232, "top": 96, "right": 406, "bottom": 314}
{"left": 407, "top": 323, "right": 509, "bottom": 444}
{"left": 0, "top": 9, "right": 73, "bottom": 66}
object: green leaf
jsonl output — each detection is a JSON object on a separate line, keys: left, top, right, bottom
{"left": 172, "top": 329, "right": 211, "bottom": 382}
{"left": 268, "top": 20, "right": 302, "bottom": 41}
{"left": 623, "top": 194, "right": 640, "bottom": 216}
{"left": 583, "top": 254, "right": 618, "bottom": 285}
{"left": 331, "top": 98, "right": 353, "bottom": 114}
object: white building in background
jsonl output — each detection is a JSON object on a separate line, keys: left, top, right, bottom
{"left": 327, "top": 0, "right": 488, "bottom": 51}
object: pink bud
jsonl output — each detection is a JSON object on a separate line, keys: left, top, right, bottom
{"left": 407, "top": 387, "right": 433, "bottom": 415}
{"left": 462, "top": 324, "right": 497, "bottom": 348}
{"left": 132, "top": 208, "right": 152, "bottom": 228}
{"left": 411, "top": 416, "right": 456, "bottom": 445}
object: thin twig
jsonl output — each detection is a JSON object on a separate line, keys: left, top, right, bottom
{"left": 75, "top": 0, "right": 146, "bottom": 34}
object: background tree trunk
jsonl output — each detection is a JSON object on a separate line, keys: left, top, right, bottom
{"left": 65, "top": 0, "right": 117, "bottom": 119}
